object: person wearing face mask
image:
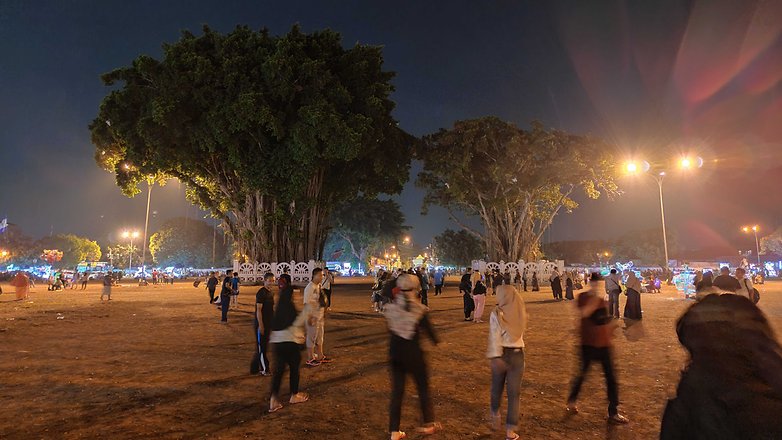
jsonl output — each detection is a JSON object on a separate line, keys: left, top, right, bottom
{"left": 384, "top": 274, "right": 441, "bottom": 440}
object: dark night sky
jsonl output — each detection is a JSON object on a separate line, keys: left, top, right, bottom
{"left": 1, "top": 0, "right": 781, "bottom": 254}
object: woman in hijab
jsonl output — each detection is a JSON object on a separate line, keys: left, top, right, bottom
{"left": 9, "top": 271, "right": 30, "bottom": 300}
{"left": 487, "top": 285, "right": 528, "bottom": 440}
{"left": 623, "top": 271, "right": 642, "bottom": 320}
{"left": 267, "top": 274, "right": 311, "bottom": 413}
{"left": 661, "top": 294, "right": 782, "bottom": 439}
{"left": 384, "top": 274, "right": 440, "bottom": 440}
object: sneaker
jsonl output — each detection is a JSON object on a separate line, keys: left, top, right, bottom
{"left": 289, "top": 392, "right": 309, "bottom": 404}
{"left": 416, "top": 422, "right": 442, "bottom": 435}
{"left": 260, "top": 371, "right": 272, "bottom": 377}
{"left": 390, "top": 431, "right": 407, "bottom": 440}
{"left": 608, "top": 413, "right": 629, "bottom": 424}
{"left": 305, "top": 358, "right": 321, "bottom": 367}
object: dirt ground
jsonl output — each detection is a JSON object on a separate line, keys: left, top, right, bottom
{"left": 1, "top": 277, "right": 781, "bottom": 440}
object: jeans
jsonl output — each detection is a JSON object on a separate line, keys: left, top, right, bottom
{"left": 208, "top": 287, "right": 216, "bottom": 303}
{"left": 608, "top": 290, "right": 621, "bottom": 318}
{"left": 434, "top": 284, "right": 443, "bottom": 295}
{"left": 420, "top": 289, "right": 429, "bottom": 306}
{"left": 271, "top": 342, "right": 301, "bottom": 396}
{"left": 220, "top": 294, "right": 230, "bottom": 322}
{"left": 389, "top": 336, "right": 433, "bottom": 432}
{"left": 491, "top": 348, "right": 525, "bottom": 430}
{"left": 256, "top": 328, "right": 270, "bottom": 374}
{"left": 567, "top": 345, "right": 619, "bottom": 416}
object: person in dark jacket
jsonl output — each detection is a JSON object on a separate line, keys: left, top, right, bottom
{"left": 661, "top": 294, "right": 782, "bottom": 439}
{"left": 460, "top": 269, "right": 475, "bottom": 321}
{"left": 384, "top": 274, "right": 441, "bottom": 440}
{"left": 219, "top": 269, "right": 232, "bottom": 323}
{"left": 206, "top": 272, "right": 219, "bottom": 304}
{"left": 252, "top": 272, "right": 275, "bottom": 376}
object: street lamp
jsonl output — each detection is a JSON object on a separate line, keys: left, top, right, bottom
{"left": 625, "top": 155, "right": 702, "bottom": 270}
{"left": 742, "top": 225, "right": 761, "bottom": 266}
{"left": 122, "top": 230, "right": 140, "bottom": 270}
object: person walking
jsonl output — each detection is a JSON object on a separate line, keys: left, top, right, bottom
{"left": 460, "top": 269, "right": 475, "bottom": 321}
{"left": 623, "top": 271, "right": 642, "bottom": 320}
{"left": 268, "top": 274, "right": 310, "bottom": 412}
{"left": 567, "top": 273, "right": 629, "bottom": 424}
{"left": 303, "top": 268, "right": 330, "bottom": 366}
{"left": 531, "top": 273, "right": 539, "bottom": 291}
{"left": 565, "top": 275, "right": 575, "bottom": 301}
{"left": 550, "top": 269, "right": 563, "bottom": 301}
{"left": 321, "top": 267, "right": 334, "bottom": 309}
{"left": 605, "top": 269, "right": 623, "bottom": 319}
{"left": 734, "top": 267, "right": 757, "bottom": 302}
{"left": 80, "top": 272, "right": 89, "bottom": 290}
{"left": 100, "top": 272, "right": 113, "bottom": 301}
{"left": 230, "top": 272, "right": 240, "bottom": 308}
{"left": 419, "top": 268, "right": 430, "bottom": 307}
{"left": 219, "top": 269, "right": 232, "bottom": 323}
{"left": 384, "top": 274, "right": 441, "bottom": 440}
{"left": 253, "top": 272, "right": 275, "bottom": 376}
{"left": 472, "top": 279, "right": 488, "bottom": 323}
{"left": 433, "top": 268, "right": 444, "bottom": 296}
{"left": 487, "top": 285, "right": 528, "bottom": 440}
{"left": 206, "top": 271, "right": 218, "bottom": 304}
{"left": 713, "top": 266, "right": 740, "bottom": 293}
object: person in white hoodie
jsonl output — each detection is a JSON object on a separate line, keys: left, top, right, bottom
{"left": 487, "top": 285, "right": 528, "bottom": 440}
{"left": 268, "top": 274, "right": 312, "bottom": 413}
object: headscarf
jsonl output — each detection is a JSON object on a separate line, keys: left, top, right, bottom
{"left": 271, "top": 275, "right": 297, "bottom": 331}
{"left": 496, "top": 285, "right": 527, "bottom": 341}
{"left": 384, "top": 274, "right": 427, "bottom": 340}
{"left": 625, "top": 272, "right": 642, "bottom": 292}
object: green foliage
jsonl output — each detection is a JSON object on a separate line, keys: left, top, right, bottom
{"left": 36, "top": 234, "right": 102, "bottom": 268}
{"left": 434, "top": 229, "right": 485, "bottom": 267}
{"left": 610, "top": 228, "right": 677, "bottom": 266}
{"left": 105, "top": 243, "right": 141, "bottom": 269}
{"left": 148, "top": 217, "right": 229, "bottom": 268}
{"left": 90, "top": 25, "right": 412, "bottom": 261}
{"left": 417, "top": 117, "right": 619, "bottom": 261}
{"left": 760, "top": 227, "right": 782, "bottom": 255}
{"left": 543, "top": 240, "right": 612, "bottom": 265}
{"left": 326, "top": 196, "right": 407, "bottom": 266}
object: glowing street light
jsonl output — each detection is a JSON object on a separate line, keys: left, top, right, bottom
{"left": 741, "top": 225, "right": 761, "bottom": 266}
{"left": 625, "top": 155, "right": 703, "bottom": 269}
{"left": 0, "top": 249, "right": 8, "bottom": 259}
{"left": 122, "top": 230, "right": 140, "bottom": 270}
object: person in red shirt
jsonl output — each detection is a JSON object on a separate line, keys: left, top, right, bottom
{"left": 566, "top": 272, "right": 629, "bottom": 424}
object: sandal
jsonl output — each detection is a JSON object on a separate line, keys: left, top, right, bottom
{"left": 506, "top": 433, "right": 520, "bottom": 440}
{"left": 390, "top": 431, "right": 407, "bottom": 440}
{"left": 416, "top": 422, "right": 442, "bottom": 435}
{"left": 289, "top": 392, "right": 309, "bottom": 404}
{"left": 268, "top": 399, "right": 283, "bottom": 413}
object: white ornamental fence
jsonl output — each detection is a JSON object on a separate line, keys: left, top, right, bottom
{"left": 232, "top": 260, "right": 324, "bottom": 283}
{"left": 471, "top": 260, "right": 565, "bottom": 280}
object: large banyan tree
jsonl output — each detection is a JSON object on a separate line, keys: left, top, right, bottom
{"left": 91, "top": 25, "right": 412, "bottom": 262}
{"left": 416, "top": 117, "right": 620, "bottom": 262}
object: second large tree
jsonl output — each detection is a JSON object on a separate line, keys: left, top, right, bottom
{"left": 91, "top": 25, "right": 412, "bottom": 262}
{"left": 417, "top": 117, "right": 619, "bottom": 262}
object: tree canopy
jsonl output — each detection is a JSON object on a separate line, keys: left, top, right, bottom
{"left": 91, "top": 25, "right": 412, "bottom": 263}
{"left": 324, "top": 196, "right": 407, "bottom": 266}
{"left": 417, "top": 117, "right": 619, "bottom": 262}
{"left": 760, "top": 226, "right": 782, "bottom": 255}
{"left": 36, "top": 234, "right": 102, "bottom": 268}
{"left": 433, "top": 229, "right": 485, "bottom": 267}
{"left": 149, "top": 217, "right": 230, "bottom": 268}
{"left": 611, "top": 228, "right": 678, "bottom": 266}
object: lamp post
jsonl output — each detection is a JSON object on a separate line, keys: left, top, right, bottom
{"left": 122, "top": 230, "right": 140, "bottom": 270}
{"left": 625, "top": 156, "right": 701, "bottom": 270}
{"left": 742, "top": 225, "right": 761, "bottom": 266}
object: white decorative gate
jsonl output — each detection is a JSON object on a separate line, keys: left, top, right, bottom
{"left": 232, "top": 260, "right": 324, "bottom": 283}
{"left": 472, "top": 259, "right": 564, "bottom": 280}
